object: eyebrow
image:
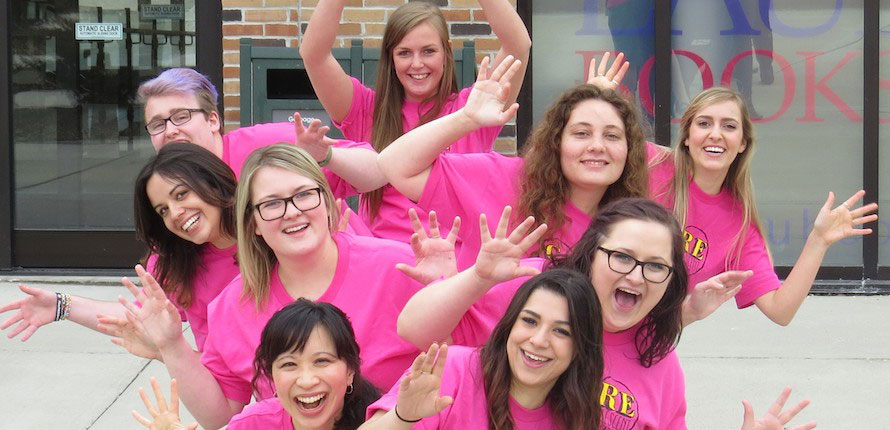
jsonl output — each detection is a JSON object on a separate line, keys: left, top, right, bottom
{"left": 568, "top": 121, "right": 625, "bottom": 131}
{"left": 521, "top": 309, "right": 570, "bottom": 326}
{"left": 255, "top": 184, "right": 315, "bottom": 202}
{"left": 695, "top": 114, "right": 739, "bottom": 123}
{"left": 613, "top": 247, "right": 670, "bottom": 265}
{"left": 152, "top": 183, "right": 186, "bottom": 211}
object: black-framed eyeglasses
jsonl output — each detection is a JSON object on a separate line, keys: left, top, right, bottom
{"left": 253, "top": 188, "right": 323, "bottom": 221}
{"left": 597, "top": 247, "right": 673, "bottom": 283}
{"left": 145, "top": 108, "right": 205, "bottom": 136}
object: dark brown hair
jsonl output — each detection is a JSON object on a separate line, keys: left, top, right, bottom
{"left": 560, "top": 198, "right": 687, "bottom": 367}
{"left": 518, "top": 84, "right": 648, "bottom": 257}
{"left": 133, "top": 143, "right": 237, "bottom": 308}
{"left": 481, "top": 268, "right": 603, "bottom": 430}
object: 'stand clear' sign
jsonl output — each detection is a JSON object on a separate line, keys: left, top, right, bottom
{"left": 75, "top": 23, "right": 124, "bottom": 41}
{"left": 140, "top": 4, "right": 185, "bottom": 20}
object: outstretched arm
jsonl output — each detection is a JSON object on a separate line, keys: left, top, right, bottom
{"left": 397, "top": 206, "right": 546, "bottom": 350}
{"left": 378, "top": 56, "right": 522, "bottom": 201}
{"left": 479, "top": 0, "right": 531, "bottom": 106}
{"left": 681, "top": 270, "right": 752, "bottom": 327}
{"left": 299, "top": 0, "right": 355, "bottom": 122}
{"left": 755, "top": 191, "right": 877, "bottom": 326}
{"left": 0, "top": 284, "right": 128, "bottom": 341}
{"left": 122, "top": 265, "right": 243, "bottom": 429}
{"left": 740, "top": 387, "right": 816, "bottom": 430}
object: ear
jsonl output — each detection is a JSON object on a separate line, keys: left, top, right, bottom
{"left": 255, "top": 218, "right": 263, "bottom": 236}
{"left": 347, "top": 368, "right": 355, "bottom": 386}
{"left": 207, "top": 110, "right": 222, "bottom": 134}
{"left": 739, "top": 139, "right": 747, "bottom": 154}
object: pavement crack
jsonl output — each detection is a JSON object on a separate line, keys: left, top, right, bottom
{"left": 85, "top": 359, "right": 153, "bottom": 429}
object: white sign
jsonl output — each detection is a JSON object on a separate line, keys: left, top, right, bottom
{"left": 141, "top": 4, "right": 185, "bottom": 20}
{"left": 75, "top": 23, "right": 123, "bottom": 41}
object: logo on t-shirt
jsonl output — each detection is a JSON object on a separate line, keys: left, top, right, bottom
{"left": 600, "top": 376, "right": 639, "bottom": 429}
{"left": 682, "top": 225, "right": 708, "bottom": 274}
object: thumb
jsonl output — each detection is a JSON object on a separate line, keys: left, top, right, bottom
{"left": 514, "top": 266, "right": 542, "bottom": 279}
{"left": 435, "top": 396, "right": 454, "bottom": 413}
{"left": 18, "top": 284, "right": 40, "bottom": 296}
{"left": 396, "top": 264, "right": 426, "bottom": 284}
{"left": 741, "top": 400, "right": 755, "bottom": 429}
{"left": 821, "top": 191, "right": 835, "bottom": 212}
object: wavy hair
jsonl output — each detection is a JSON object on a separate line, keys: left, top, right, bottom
{"left": 133, "top": 143, "right": 237, "bottom": 308}
{"left": 518, "top": 84, "right": 648, "bottom": 257}
{"left": 235, "top": 144, "right": 340, "bottom": 309}
{"left": 481, "top": 268, "right": 603, "bottom": 430}
{"left": 559, "top": 198, "right": 687, "bottom": 367}
{"left": 252, "top": 299, "right": 379, "bottom": 429}
{"left": 364, "top": 1, "right": 458, "bottom": 220}
{"left": 667, "top": 87, "right": 768, "bottom": 270}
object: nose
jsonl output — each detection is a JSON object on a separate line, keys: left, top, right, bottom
{"left": 707, "top": 124, "right": 722, "bottom": 140}
{"left": 282, "top": 199, "right": 303, "bottom": 219}
{"left": 529, "top": 327, "right": 550, "bottom": 348}
{"left": 411, "top": 53, "right": 423, "bottom": 69}
{"left": 296, "top": 369, "right": 320, "bottom": 389}
{"left": 625, "top": 263, "right": 645, "bottom": 284}
{"left": 164, "top": 120, "right": 180, "bottom": 138}
{"left": 586, "top": 135, "right": 606, "bottom": 152}
{"left": 169, "top": 201, "right": 186, "bottom": 219}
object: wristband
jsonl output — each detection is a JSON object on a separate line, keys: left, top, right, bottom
{"left": 317, "top": 146, "right": 333, "bottom": 168}
{"left": 394, "top": 404, "right": 421, "bottom": 423}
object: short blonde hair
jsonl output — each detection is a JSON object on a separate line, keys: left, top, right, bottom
{"left": 235, "top": 144, "right": 340, "bottom": 308}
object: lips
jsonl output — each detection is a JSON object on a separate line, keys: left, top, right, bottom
{"left": 521, "top": 349, "right": 552, "bottom": 369}
{"left": 294, "top": 392, "right": 327, "bottom": 416}
{"left": 409, "top": 73, "right": 430, "bottom": 80}
{"left": 581, "top": 159, "right": 608, "bottom": 167}
{"left": 703, "top": 146, "right": 725, "bottom": 154}
{"left": 614, "top": 287, "right": 641, "bottom": 312}
{"left": 283, "top": 223, "right": 309, "bottom": 234}
{"left": 181, "top": 214, "right": 200, "bottom": 232}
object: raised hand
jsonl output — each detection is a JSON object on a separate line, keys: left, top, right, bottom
{"left": 683, "top": 270, "right": 752, "bottom": 325}
{"left": 0, "top": 285, "right": 58, "bottom": 341}
{"left": 811, "top": 191, "right": 878, "bottom": 247}
{"left": 118, "top": 265, "right": 184, "bottom": 351}
{"left": 336, "top": 198, "right": 351, "bottom": 233}
{"left": 293, "top": 111, "right": 336, "bottom": 163}
{"left": 586, "top": 51, "right": 630, "bottom": 91}
{"left": 741, "top": 387, "right": 816, "bottom": 430}
{"left": 97, "top": 312, "right": 162, "bottom": 360}
{"left": 394, "top": 343, "right": 453, "bottom": 422}
{"left": 133, "top": 378, "right": 198, "bottom": 430}
{"left": 397, "top": 209, "right": 461, "bottom": 285}
{"left": 471, "top": 206, "right": 548, "bottom": 285}
{"left": 461, "top": 55, "right": 522, "bottom": 128}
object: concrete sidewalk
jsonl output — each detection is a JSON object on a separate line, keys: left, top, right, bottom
{"left": 1, "top": 279, "right": 887, "bottom": 429}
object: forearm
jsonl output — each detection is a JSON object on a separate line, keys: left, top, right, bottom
{"left": 299, "top": 0, "right": 354, "bottom": 121}
{"left": 68, "top": 296, "right": 127, "bottom": 332}
{"left": 378, "top": 109, "right": 481, "bottom": 200}
{"left": 478, "top": 0, "right": 530, "bottom": 104}
{"left": 397, "top": 267, "right": 494, "bottom": 350}
{"left": 756, "top": 233, "right": 829, "bottom": 326}
{"left": 328, "top": 146, "right": 388, "bottom": 193}
{"left": 298, "top": 0, "right": 345, "bottom": 64}
{"left": 158, "top": 336, "right": 241, "bottom": 429}
{"left": 680, "top": 296, "right": 697, "bottom": 327}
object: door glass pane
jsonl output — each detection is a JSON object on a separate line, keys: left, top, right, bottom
{"left": 880, "top": 2, "right": 890, "bottom": 266}
{"left": 11, "top": 0, "right": 196, "bottom": 230}
{"left": 532, "top": 0, "right": 656, "bottom": 137}
{"left": 671, "top": 0, "right": 865, "bottom": 267}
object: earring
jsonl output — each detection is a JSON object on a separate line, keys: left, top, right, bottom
{"left": 346, "top": 383, "right": 354, "bottom": 395}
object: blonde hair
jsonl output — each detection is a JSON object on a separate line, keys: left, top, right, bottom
{"left": 235, "top": 144, "right": 340, "bottom": 308}
{"left": 365, "top": 1, "right": 458, "bottom": 219}
{"left": 137, "top": 68, "right": 218, "bottom": 115}
{"left": 668, "top": 87, "right": 769, "bottom": 270}
{"left": 518, "top": 84, "right": 649, "bottom": 256}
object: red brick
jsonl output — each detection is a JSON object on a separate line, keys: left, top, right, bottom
{"left": 474, "top": 37, "right": 501, "bottom": 51}
{"left": 223, "top": 52, "right": 240, "bottom": 64}
{"left": 338, "top": 23, "right": 363, "bottom": 35}
{"left": 265, "top": 24, "right": 299, "bottom": 36}
{"left": 472, "top": 9, "right": 486, "bottom": 21}
{"left": 265, "top": 0, "right": 297, "bottom": 5}
{"left": 442, "top": 9, "right": 470, "bottom": 21}
{"left": 223, "top": 66, "right": 240, "bottom": 79}
{"left": 222, "top": 0, "right": 262, "bottom": 6}
{"left": 342, "top": 8, "right": 386, "bottom": 22}
{"left": 363, "top": 38, "right": 383, "bottom": 48}
{"left": 224, "top": 109, "right": 241, "bottom": 122}
{"left": 365, "top": 23, "right": 386, "bottom": 35}
{"left": 224, "top": 95, "right": 241, "bottom": 107}
{"left": 223, "top": 24, "right": 263, "bottom": 36}
{"left": 364, "top": 0, "right": 405, "bottom": 5}
{"left": 222, "top": 38, "right": 240, "bottom": 51}
{"left": 244, "top": 9, "right": 288, "bottom": 22}
{"left": 223, "top": 80, "right": 241, "bottom": 94}
{"left": 290, "top": 9, "right": 298, "bottom": 21}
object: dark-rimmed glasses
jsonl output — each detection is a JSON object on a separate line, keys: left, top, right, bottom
{"left": 597, "top": 247, "right": 673, "bottom": 283}
{"left": 253, "top": 188, "right": 323, "bottom": 221}
{"left": 145, "top": 108, "right": 205, "bottom": 135}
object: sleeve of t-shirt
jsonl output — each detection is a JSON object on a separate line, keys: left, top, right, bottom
{"left": 417, "top": 152, "right": 516, "bottom": 237}
{"left": 452, "top": 84, "right": 502, "bottom": 153}
{"left": 733, "top": 224, "right": 781, "bottom": 308}
{"left": 200, "top": 300, "right": 253, "bottom": 404}
{"left": 323, "top": 138, "right": 374, "bottom": 199}
{"left": 661, "top": 357, "right": 688, "bottom": 430}
{"left": 332, "top": 77, "right": 374, "bottom": 143}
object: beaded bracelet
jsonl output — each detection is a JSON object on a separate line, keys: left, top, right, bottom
{"left": 54, "top": 292, "right": 63, "bottom": 321}
{"left": 60, "top": 293, "right": 72, "bottom": 321}
{"left": 54, "top": 293, "right": 71, "bottom": 321}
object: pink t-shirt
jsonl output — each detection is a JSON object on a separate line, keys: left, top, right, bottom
{"left": 447, "top": 267, "right": 688, "bottom": 429}
{"left": 599, "top": 327, "right": 687, "bottom": 430}
{"left": 419, "top": 153, "right": 592, "bottom": 270}
{"left": 200, "top": 232, "right": 424, "bottom": 404}
{"left": 367, "top": 346, "right": 557, "bottom": 430}
{"left": 144, "top": 244, "right": 238, "bottom": 351}
{"left": 226, "top": 398, "right": 293, "bottom": 430}
{"left": 334, "top": 77, "right": 503, "bottom": 244}
{"left": 646, "top": 143, "right": 780, "bottom": 307}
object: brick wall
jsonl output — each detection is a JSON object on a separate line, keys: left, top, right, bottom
{"left": 220, "top": 0, "right": 518, "bottom": 153}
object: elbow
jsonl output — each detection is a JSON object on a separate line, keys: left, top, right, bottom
{"left": 397, "top": 314, "right": 426, "bottom": 350}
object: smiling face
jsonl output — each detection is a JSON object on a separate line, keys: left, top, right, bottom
{"left": 683, "top": 99, "right": 746, "bottom": 187}
{"left": 144, "top": 93, "right": 221, "bottom": 154}
{"left": 506, "top": 289, "right": 575, "bottom": 399}
{"left": 392, "top": 21, "right": 446, "bottom": 103}
{"left": 251, "top": 166, "right": 330, "bottom": 260}
{"left": 591, "top": 219, "right": 674, "bottom": 333}
{"left": 145, "top": 173, "right": 224, "bottom": 247}
{"left": 559, "top": 99, "right": 628, "bottom": 202}
{"left": 272, "top": 326, "right": 354, "bottom": 430}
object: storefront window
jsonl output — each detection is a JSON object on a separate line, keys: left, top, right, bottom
{"left": 879, "top": 1, "right": 890, "bottom": 266}
{"left": 11, "top": 0, "right": 196, "bottom": 230}
{"left": 671, "top": 0, "right": 865, "bottom": 266}
{"left": 531, "top": 0, "right": 656, "bottom": 136}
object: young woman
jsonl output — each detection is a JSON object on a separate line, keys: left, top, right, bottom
{"left": 0, "top": 144, "right": 239, "bottom": 356}
{"left": 125, "top": 144, "right": 440, "bottom": 429}
{"left": 647, "top": 87, "right": 878, "bottom": 326}
{"left": 377, "top": 56, "right": 648, "bottom": 270}
{"left": 396, "top": 198, "right": 816, "bottom": 429}
{"left": 133, "top": 300, "right": 379, "bottom": 430}
{"left": 361, "top": 268, "right": 603, "bottom": 430}
{"left": 299, "top": 0, "right": 531, "bottom": 242}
